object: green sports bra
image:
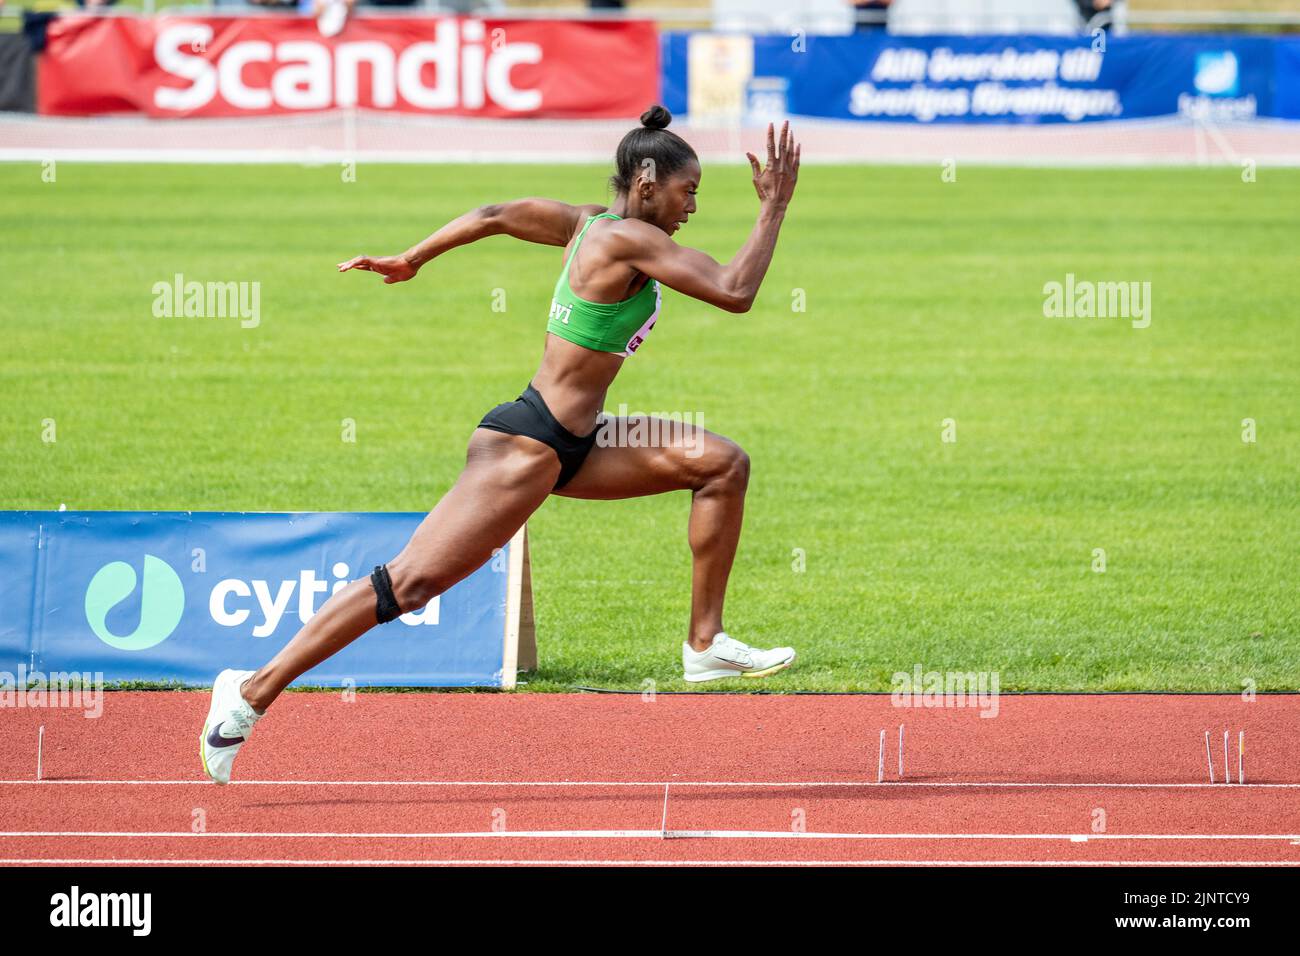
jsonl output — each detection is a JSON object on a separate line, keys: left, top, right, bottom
{"left": 546, "top": 213, "right": 661, "bottom": 357}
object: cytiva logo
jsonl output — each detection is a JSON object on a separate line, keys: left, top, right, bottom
{"left": 210, "top": 562, "right": 439, "bottom": 637}
{"left": 83, "top": 556, "right": 439, "bottom": 646}
{"left": 84, "top": 555, "right": 186, "bottom": 651}
{"left": 153, "top": 18, "right": 542, "bottom": 113}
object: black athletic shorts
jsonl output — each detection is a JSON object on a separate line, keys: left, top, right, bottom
{"left": 477, "top": 383, "right": 599, "bottom": 490}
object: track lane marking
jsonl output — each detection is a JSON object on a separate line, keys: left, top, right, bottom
{"left": 3, "top": 779, "right": 1299, "bottom": 789}
{"left": 5, "top": 830, "right": 1300, "bottom": 841}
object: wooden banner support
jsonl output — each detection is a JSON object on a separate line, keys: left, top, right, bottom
{"left": 501, "top": 523, "right": 536, "bottom": 688}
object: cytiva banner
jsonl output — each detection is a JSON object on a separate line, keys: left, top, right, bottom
{"left": 38, "top": 15, "right": 657, "bottom": 117}
{"left": 0, "top": 512, "right": 533, "bottom": 688}
{"left": 663, "top": 32, "right": 1298, "bottom": 124}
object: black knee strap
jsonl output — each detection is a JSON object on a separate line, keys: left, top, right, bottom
{"left": 371, "top": 564, "right": 401, "bottom": 624}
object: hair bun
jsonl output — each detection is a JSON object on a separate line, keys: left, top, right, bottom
{"left": 640, "top": 105, "right": 672, "bottom": 130}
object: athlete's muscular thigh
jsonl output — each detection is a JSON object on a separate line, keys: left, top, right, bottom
{"left": 554, "top": 416, "right": 746, "bottom": 501}
{"left": 387, "top": 429, "right": 560, "bottom": 604}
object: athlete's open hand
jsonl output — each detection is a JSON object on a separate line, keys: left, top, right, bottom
{"left": 746, "top": 121, "right": 800, "bottom": 211}
{"left": 336, "top": 254, "right": 418, "bottom": 284}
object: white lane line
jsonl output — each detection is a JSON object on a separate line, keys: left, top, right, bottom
{"left": 2, "top": 779, "right": 1299, "bottom": 789}
{"left": 2, "top": 859, "right": 1299, "bottom": 867}
{"left": 4, "top": 830, "right": 1300, "bottom": 841}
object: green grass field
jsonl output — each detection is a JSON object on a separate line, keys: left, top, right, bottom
{"left": 1, "top": 161, "right": 1296, "bottom": 692}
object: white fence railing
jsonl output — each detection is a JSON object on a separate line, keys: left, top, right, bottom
{"left": 4, "top": 110, "right": 1299, "bottom": 167}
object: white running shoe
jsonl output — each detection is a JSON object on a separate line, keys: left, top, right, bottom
{"left": 200, "top": 669, "right": 262, "bottom": 785}
{"left": 682, "top": 632, "right": 796, "bottom": 683}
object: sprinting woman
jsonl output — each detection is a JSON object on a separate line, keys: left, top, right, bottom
{"left": 201, "top": 106, "right": 801, "bottom": 784}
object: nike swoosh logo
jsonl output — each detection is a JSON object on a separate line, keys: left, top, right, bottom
{"left": 206, "top": 722, "right": 244, "bottom": 749}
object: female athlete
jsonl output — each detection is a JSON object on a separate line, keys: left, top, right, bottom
{"left": 201, "top": 106, "right": 801, "bottom": 783}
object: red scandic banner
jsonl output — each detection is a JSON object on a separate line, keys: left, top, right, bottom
{"left": 38, "top": 16, "right": 658, "bottom": 118}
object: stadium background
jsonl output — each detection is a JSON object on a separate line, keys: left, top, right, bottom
{"left": 0, "top": 0, "right": 1295, "bottom": 691}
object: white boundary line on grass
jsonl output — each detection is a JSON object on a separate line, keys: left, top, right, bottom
{"left": 2, "top": 859, "right": 1298, "bottom": 867}
{"left": 5, "top": 830, "right": 1300, "bottom": 842}
{"left": 2, "top": 779, "right": 1298, "bottom": 789}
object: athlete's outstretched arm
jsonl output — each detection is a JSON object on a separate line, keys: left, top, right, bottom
{"left": 337, "top": 198, "right": 607, "bottom": 283}
{"left": 619, "top": 122, "right": 800, "bottom": 313}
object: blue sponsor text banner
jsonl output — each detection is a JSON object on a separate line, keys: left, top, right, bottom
{"left": 0, "top": 512, "right": 511, "bottom": 688}
{"left": 662, "top": 32, "right": 1292, "bottom": 123}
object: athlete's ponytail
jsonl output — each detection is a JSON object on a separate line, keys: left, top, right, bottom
{"left": 610, "top": 105, "right": 698, "bottom": 195}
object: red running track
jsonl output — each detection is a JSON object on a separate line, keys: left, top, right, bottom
{"left": 1, "top": 693, "right": 1297, "bottom": 866}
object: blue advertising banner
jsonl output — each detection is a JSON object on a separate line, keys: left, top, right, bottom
{"left": 1276, "top": 39, "right": 1300, "bottom": 119}
{"left": 662, "top": 32, "right": 1296, "bottom": 124}
{"left": 0, "top": 512, "right": 524, "bottom": 688}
